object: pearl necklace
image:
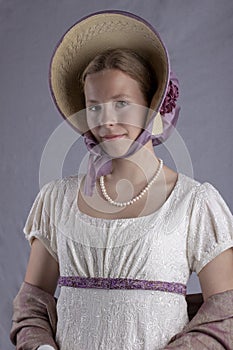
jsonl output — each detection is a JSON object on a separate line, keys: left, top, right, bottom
{"left": 99, "top": 158, "right": 163, "bottom": 207}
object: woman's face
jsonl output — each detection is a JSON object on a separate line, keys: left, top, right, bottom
{"left": 84, "top": 69, "right": 148, "bottom": 157}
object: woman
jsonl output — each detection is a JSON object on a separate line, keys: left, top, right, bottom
{"left": 10, "top": 11, "right": 233, "bottom": 350}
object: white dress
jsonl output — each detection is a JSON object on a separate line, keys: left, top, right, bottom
{"left": 23, "top": 173, "right": 233, "bottom": 350}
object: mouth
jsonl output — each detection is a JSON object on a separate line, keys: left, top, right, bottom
{"left": 102, "top": 134, "right": 126, "bottom": 141}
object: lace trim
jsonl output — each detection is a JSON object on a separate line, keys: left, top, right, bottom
{"left": 58, "top": 276, "right": 186, "bottom": 295}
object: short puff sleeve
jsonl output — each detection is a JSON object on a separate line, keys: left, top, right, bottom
{"left": 23, "top": 181, "right": 58, "bottom": 261}
{"left": 188, "top": 182, "right": 233, "bottom": 274}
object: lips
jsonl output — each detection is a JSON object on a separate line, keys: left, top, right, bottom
{"left": 102, "top": 134, "right": 126, "bottom": 141}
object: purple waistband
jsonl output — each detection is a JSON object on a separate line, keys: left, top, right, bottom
{"left": 58, "top": 276, "right": 186, "bottom": 296}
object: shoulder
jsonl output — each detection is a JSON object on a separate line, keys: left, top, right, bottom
{"left": 178, "top": 173, "right": 222, "bottom": 199}
{"left": 39, "top": 173, "right": 83, "bottom": 194}
{"left": 36, "top": 174, "right": 84, "bottom": 208}
{"left": 176, "top": 174, "right": 230, "bottom": 217}
{"left": 186, "top": 176, "right": 227, "bottom": 206}
{"left": 175, "top": 173, "right": 201, "bottom": 206}
{"left": 181, "top": 175, "right": 233, "bottom": 224}
{"left": 178, "top": 173, "right": 200, "bottom": 191}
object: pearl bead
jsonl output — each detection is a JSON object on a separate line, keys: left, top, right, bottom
{"left": 99, "top": 159, "right": 163, "bottom": 207}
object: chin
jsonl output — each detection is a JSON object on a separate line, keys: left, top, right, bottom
{"left": 100, "top": 138, "right": 134, "bottom": 158}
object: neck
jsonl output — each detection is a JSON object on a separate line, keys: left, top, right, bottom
{"left": 109, "top": 140, "right": 159, "bottom": 185}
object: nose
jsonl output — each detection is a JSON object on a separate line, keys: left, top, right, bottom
{"left": 98, "top": 103, "right": 117, "bottom": 127}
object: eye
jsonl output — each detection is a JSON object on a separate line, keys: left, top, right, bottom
{"left": 87, "top": 104, "right": 101, "bottom": 112}
{"left": 115, "top": 101, "right": 129, "bottom": 109}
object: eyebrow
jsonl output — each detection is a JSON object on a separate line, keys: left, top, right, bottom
{"left": 86, "top": 94, "right": 132, "bottom": 104}
{"left": 111, "top": 94, "right": 132, "bottom": 100}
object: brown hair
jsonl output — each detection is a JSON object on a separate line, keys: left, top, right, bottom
{"left": 81, "top": 48, "right": 157, "bottom": 106}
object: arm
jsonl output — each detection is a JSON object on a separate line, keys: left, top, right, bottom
{"left": 24, "top": 237, "right": 59, "bottom": 295}
{"left": 164, "top": 248, "right": 233, "bottom": 349}
{"left": 198, "top": 247, "right": 233, "bottom": 300}
{"left": 10, "top": 238, "right": 60, "bottom": 350}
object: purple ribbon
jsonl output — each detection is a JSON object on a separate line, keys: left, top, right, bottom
{"left": 83, "top": 72, "right": 180, "bottom": 196}
{"left": 58, "top": 276, "right": 186, "bottom": 295}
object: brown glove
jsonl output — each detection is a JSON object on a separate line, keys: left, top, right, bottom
{"left": 10, "top": 281, "right": 59, "bottom": 350}
{"left": 164, "top": 289, "right": 233, "bottom": 349}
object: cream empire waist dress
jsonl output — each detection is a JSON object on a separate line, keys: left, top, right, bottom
{"left": 23, "top": 173, "right": 233, "bottom": 350}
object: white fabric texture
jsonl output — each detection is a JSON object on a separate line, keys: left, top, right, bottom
{"left": 23, "top": 173, "right": 233, "bottom": 350}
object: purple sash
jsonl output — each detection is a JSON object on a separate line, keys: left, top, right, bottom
{"left": 58, "top": 276, "right": 186, "bottom": 296}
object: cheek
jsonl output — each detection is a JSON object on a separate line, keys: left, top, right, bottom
{"left": 127, "top": 125, "right": 143, "bottom": 138}
{"left": 86, "top": 113, "right": 102, "bottom": 135}
{"left": 122, "top": 111, "right": 147, "bottom": 130}
{"left": 85, "top": 118, "right": 100, "bottom": 139}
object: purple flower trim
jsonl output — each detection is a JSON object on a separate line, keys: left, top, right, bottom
{"left": 58, "top": 276, "right": 186, "bottom": 296}
{"left": 160, "top": 79, "right": 179, "bottom": 115}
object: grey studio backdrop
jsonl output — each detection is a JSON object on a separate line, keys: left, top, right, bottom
{"left": 1, "top": 1, "right": 233, "bottom": 349}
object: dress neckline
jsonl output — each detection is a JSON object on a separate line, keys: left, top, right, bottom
{"left": 74, "top": 173, "right": 183, "bottom": 224}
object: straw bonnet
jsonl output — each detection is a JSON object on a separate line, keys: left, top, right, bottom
{"left": 49, "top": 10, "right": 171, "bottom": 135}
